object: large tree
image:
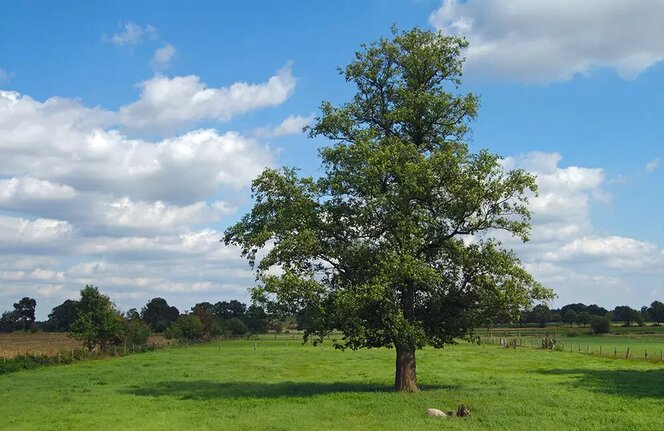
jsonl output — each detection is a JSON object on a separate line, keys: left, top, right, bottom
{"left": 13, "top": 297, "right": 37, "bottom": 331}
{"left": 46, "top": 299, "right": 79, "bottom": 332}
{"left": 225, "top": 28, "right": 552, "bottom": 391}
{"left": 141, "top": 297, "right": 180, "bottom": 332}
{"left": 69, "top": 285, "right": 123, "bottom": 351}
{"left": 648, "top": 300, "right": 664, "bottom": 325}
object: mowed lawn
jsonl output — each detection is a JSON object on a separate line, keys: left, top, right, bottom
{"left": 0, "top": 340, "right": 662, "bottom": 431}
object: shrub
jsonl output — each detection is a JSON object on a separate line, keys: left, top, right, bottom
{"left": 123, "top": 318, "right": 151, "bottom": 347}
{"left": 165, "top": 315, "right": 205, "bottom": 342}
{"left": 590, "top": 316, "right": 611, "bottom": 334}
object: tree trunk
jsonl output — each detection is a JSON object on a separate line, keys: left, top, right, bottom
{"left": 394, "top": 345, "right": 419, "bottom": 392}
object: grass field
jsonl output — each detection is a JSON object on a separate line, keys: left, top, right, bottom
{"left": 0, "top": 332, "right": 168, "bottom": 358}
{"left": 0, "top": 339, "right": 662, "bottom": 430}
{"left": 481, "top": 334, "right": 664, "bottom": 362}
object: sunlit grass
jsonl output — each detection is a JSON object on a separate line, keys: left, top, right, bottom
{"left": 1, "top": 339, "right": 662, "bottom": 430}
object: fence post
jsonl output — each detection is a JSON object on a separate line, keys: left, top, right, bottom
{"left": 626, "top": 347, "right": 630, "bottom": 359}
{"left": 614, "top": 347, "right": 616, "bottom": 357}
{"left": 644, "top": 349, "right": 647, "bottom": 360}
{"left": 599, "top": 346, "right": 602, "bottom": 355}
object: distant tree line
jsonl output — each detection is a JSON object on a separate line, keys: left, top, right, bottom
{"left": 0, "top": 286, "right": 273, "bottom": 347}
{"left": 514, "top": 301, "right": 664, "bottom": 331}
{"left": 2, "top": 291, "right": 662, "bottom": 343}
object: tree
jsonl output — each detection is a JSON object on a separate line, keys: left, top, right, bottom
{"left": 648, "top": 300, "right": 664, "bottom": 325}
{"left": 531, "top": 304, "right": 552, "bottom": 327}
{"left": 585, "top": 304, "right": 608, "bottom": 316}
{"left": 575, "top": 311, "right": 592, "bottom": 327}
{"left": 589, "top": 315, "right": 610, "bottom": 334}
{"left": 562, "top": 309, "right": 577, "bottom": 327}
{"left": 166, "top": 315, "right": 205, "bottom": 342}
{"left": 69, "top": 285, "right": 123, "bottom": 351}
{"left": 141, "top": 298, "right": 180, "bottom": 332}
{"left": 224, "top": 28, "right": 553, "bottom": 391}
{"left": 0, "top": 310, "right": 18, "bottom": 333}
{"left": 123, "top": 317, "right": 151, "bottom": 348}
{"left": 244, "top": 304, "right": 269, "bottom": 335}
{"left": 612, "top": 306, "right": 640, "bottom": 326}
{"left": 192, "top": 303, "right": 222, "bottom": 338}
{"left": 214, "top": 300, "right": 247, "bottom": 320}
{"left": 224, "top": 317, "right": 248, "bottom": 336}
{"left": 46, "top": 299, "right": 79, "bottom": 332}
{"left": 13, "top": 297, "right": 37, "bottom": 331}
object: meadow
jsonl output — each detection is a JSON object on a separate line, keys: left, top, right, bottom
{"left": 0, "top": 338, "right": 662, "bottom": 430}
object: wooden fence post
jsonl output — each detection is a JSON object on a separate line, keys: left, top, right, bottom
{"left": 626, "top": 347, "right": 630, "bottom": 359}
{"left": 644, "top": 349, "right": 647, "bottom": 360}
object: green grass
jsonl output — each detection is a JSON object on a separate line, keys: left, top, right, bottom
{"left": 1, "top": 339, "right": 663, "bottom": 430}
{"left": 488, "top": 334, "right": 664, "bottom": 360}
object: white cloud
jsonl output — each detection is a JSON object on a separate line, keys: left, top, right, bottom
{"left": 152, "top": 43, "right": 176, "bottom": 66}
{"left": 0, "top": 69, "right": 292, "bottom": 316}
{"left": 107, "top": 22, "right": 158, "bottom": 46}
{"left": 429, "top": 0, "right": 664, "bottom": 83}
{"left": 257, "top": 114, "right": 313, "bottom": 137}
{"left": 500, "top": 151, "right": 663, "bottom": 308}
{"left": 0, "top": 216, "right": 73, "bottom": 251}
{"left": 645, "top": 158, "right": 660, "bottom": 173}
{"left": 118, "top": 64, "right": 296, "bottom": 132}
{"left": 0, "top": 177, "right": 76, "bottom": 204}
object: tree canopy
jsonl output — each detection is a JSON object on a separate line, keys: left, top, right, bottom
{"left": 235, "top": 28, "right": 555, "bottom": 391}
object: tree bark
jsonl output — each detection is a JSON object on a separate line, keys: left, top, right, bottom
{"left": 394, "top": 345, "right": 419, "bottom": 392}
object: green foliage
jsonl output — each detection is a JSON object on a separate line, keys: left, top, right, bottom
{"left": 165, "top": 315, "right": 205, "bottom": 342}
{"left": 12, "top": 297, "right": 37, "bottom": 331}
{"left": 224, "top": 317, "right": 249, "bottom": 336}
{"left": 589, "top": 316, "right": 611, "bottom": 334}
{"left": 141, "top": 298, "right": 180, "bottom": 332}
{"left": 576, "top": 311, "right": 592, "bottom": 327}
{"left": 244, "top": 305, "right": 269, "bottom": 335}
{"left": 0, "top": 310, "right": 18, "bottom": 333}
{"left": 648, "top": 300, "right": 664, "bottom": 324}
{"left": 68, "top": 285, "right": 124, "bottom": 351}
{"left": 562, "top": 309, "right": 577, "bottom": 326}
{"left": 123, "top": 318, "right": 151, "bottom": 347}
{"left": 225, "top": 27, "right": 553, "bottom": 360}
{"left": 45, "top": 299, "right": 79, "bottom": 332}
{"left": 612, "top": 305, "right": 640, "bottom": 326}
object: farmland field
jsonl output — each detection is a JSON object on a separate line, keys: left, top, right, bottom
{"left": 1, "top": 339, "right": 663, "bottom": 430}
{"left": 0, "top": 332, "right": 168, "bottom": 358}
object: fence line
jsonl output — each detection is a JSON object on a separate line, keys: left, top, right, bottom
{"left": 480, "top": 336, "right": 664, "bottom": 363}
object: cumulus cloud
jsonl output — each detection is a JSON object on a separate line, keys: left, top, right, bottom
{"left": 429, "top": 0, "right": 664, "bottom": 82}
{"left": 106, "top": 22, "right": 158, "bottom": 46}
{"left": 152, "top": 43, "right": 176, "bottom": 66}
{"left": 0, "top": 67, "right": 293, "bottom": 316}
{"left": 645, "top": 158, "right": 660, "bottom": 173}
{"left": 500, "top": 152, "right": 664, "bottom": 307}
{"left": 118, "top": 64, "right": 296, "bottom": 132}
{"left": 256, "top": 114, "right": 313, "bottom": 137}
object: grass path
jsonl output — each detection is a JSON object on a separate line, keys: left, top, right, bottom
{"left": 0, "top": 340, "right": 662, "bottom": 430}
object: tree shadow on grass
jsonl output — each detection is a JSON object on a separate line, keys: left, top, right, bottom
{"left": 123, "top": 380, "right": 459, "bottom": 400}
{"left": 536, "top": 368, "right": 664, "bottom": 398}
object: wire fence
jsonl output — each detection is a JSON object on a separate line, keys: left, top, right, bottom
{"left": 480, "top": 336, "right": 664, "bottom": 363}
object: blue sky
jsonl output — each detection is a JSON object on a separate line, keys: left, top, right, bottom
{"left": 0, "top": 0, "right": 662, "bottom": 318}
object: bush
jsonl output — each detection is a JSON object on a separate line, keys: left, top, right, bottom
{"left": 165, "top": 315, "right": 205, "bottom": 342}
{"left": 225, "top": 317, "right": 248, "bottom": 336}
{"left": 123, "top": 318, "right": 151, "bottom": 347}
{"left": 590, "top": 316, "right": 611, "bottom": 334}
